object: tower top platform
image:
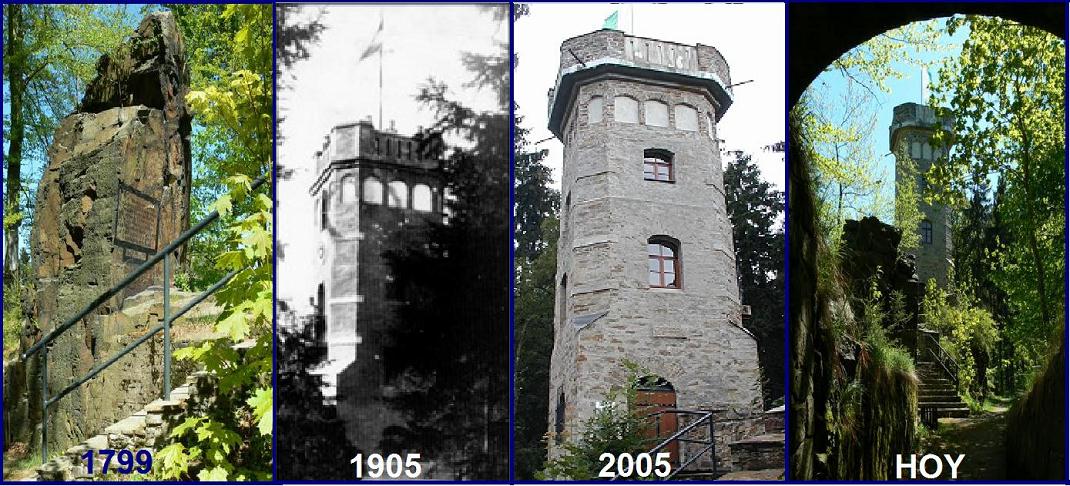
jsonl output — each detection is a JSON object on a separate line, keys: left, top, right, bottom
{"left": 547, "top": 29, "right": 734, "bottom": 138}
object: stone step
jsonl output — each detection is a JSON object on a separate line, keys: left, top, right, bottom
{"left": 36, "top": 374, "right": 207, "bottom": 481}
{"left": 919, "top": 388, "right": 958, "bottom": 394}
{"left": 920, "top": 395, "right": 961, "bottom": 402}
{"left": 932, "top": 407, "right": 970, "bottom": 418}
{"left": 728, "top": 434, "right": 784, "bottom": 471}
{"left": 919, "top": 400, "right": 968, "bottom": 408}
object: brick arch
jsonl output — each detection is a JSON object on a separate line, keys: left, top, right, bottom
{"left": 789, "top": 4, "right": 1065, "bottom": 106}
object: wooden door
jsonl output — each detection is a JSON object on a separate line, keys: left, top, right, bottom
{"left": 636, "top": 388, "right": 679, "bottom": 464}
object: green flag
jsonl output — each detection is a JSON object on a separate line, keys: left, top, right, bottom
{"left": 603, "top": 10, "right": 619, "bottom": 30}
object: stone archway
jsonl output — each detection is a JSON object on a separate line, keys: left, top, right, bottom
{"left": 788, "top": 3, "right": 1066, "bottom": 106}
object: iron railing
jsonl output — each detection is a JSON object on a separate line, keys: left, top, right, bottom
{"left": 922, "top": 332, "right": 960, "bottom": 389}
{"left": 21, "top": 174, "right": 267, "bottom": 463}
{"left": 611, "top": 409, "right": 717, "bottom": 481}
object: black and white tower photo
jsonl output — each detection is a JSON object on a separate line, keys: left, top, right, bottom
{"left": 275, "top": 4, "right": 510, "bottom": 480}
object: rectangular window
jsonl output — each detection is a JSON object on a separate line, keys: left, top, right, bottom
{"left": 643, "top": 153, "right": 673, "bottom": 182}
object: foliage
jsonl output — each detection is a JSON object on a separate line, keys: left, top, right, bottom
{"left": 276, "top": 318, "right": 358, "bottom": 480}
{"left": 3, "top": 5, "right": 136, "bottom": 279}
{"left": 801, "top": 83, "right": 885, "bottom": 241}
{"left": 538, "top": 363, "right": 655, "bottom": 480}
{"left": 154, "top": 4, "right": 273, "bottom": 481}
{"left": 724, "top": 150, "right": 785, "bottom": 407}
{"left": 930, "top": 15, "right": 1064, "bottom": 341}
{"left": 512, "top": 6, "right": 562, "bottom": 476}
{"left": 828, "top": 20, "right": 945, "bottom": 99}
{"left": 513, "top": 116, "right": 557, "bottom": 263}
{"left": 803, "top": 20, "right": 944, "bottom": 241}
{"left": 161, "top": 3, "right": 273, "bottom": 290}
{"left": 892, "top": 141, "right": 924, "bottom": 256}
{"left": 514, "top": 216, "right": 559, "bottom": 479}
{"left": 378, "top": 6, "right": 510, "bottom": 479}
{"left": 826, "top": 277, "right": 917, "bottom": 480}
{"left": 513, "top": 112, "right": 560, "bottom": 478}
{"left": 921, "top": 280, "right": 999, "bottom": 401}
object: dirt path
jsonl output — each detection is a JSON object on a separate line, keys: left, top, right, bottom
{"left": 919, "top": 404, "right": 1009, "bottom": 480}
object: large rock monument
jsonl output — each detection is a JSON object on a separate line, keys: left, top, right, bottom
{"left": 5, "top": 12, "right": 192, "bottom": 457}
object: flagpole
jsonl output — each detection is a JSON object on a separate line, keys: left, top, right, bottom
{"left": 379, "top": 39, "right": 383, "bottom": 130}
{"left": 383, "top": 11, "right": 387, "bottom": 131}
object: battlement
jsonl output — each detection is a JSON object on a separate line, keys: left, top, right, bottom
{"left": 889, "top": 102, "right": 953, "bottom": 149}
{"left": 548, "top": 29, "right": 734, "bottom": 137}
{"left": 312, "top": 120, "right": 443, "bottom": 187}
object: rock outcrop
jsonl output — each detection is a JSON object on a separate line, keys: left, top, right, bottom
{"left": 7, "top": 12, "right": 192, "bottom": 458}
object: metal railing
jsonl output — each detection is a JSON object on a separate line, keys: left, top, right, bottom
{"left": 922, "top": 332, "right": 960, "bottom": 389}
{"left": 21, "top": 174, "right": 267, "bottom": 463}
{"left": 611, "top": 409, "right": 717, "bottom": 481}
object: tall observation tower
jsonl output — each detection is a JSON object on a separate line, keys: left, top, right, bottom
{"left": 890, "top": 102, "right": 953, "bottom": 288}
{"left": 544, "top": 28, "right": 762, "bottom": 462}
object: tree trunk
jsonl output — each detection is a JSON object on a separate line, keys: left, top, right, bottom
{"left": 4, "top": 4, "right": 25, "bottom": 283}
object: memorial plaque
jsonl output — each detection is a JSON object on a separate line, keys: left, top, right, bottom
{"left": 113, "top": 183, "right": 161, "bottom": 296}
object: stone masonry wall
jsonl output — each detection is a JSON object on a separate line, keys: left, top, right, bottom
{"left": 36, "top": 371, "right": 217, "bottom": 481}
{"left": 547, "top": 68, "right": 762, "bottom": 461}
{"left": 5, "top": 290, "right": 219, "bottom": 462}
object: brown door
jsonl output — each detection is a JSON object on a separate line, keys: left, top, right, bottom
{"left": 636, "top": 387, "right": 679, "bottom": 464}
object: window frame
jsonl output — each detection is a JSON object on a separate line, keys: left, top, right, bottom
{"left": 920, "top": 219, "right": 933, "bottom": 245}
{"left": 643, "top": 149, "right": 675, "bottom": 183}
{"left": 647, "top": 237, "right": 681, "bottom": 289}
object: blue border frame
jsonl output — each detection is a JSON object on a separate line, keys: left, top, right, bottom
{"left": 0, "top": 1, "right": 1067, "bottom": 484}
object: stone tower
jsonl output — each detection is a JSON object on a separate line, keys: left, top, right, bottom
{"left": 890, "top": 102, "right": 953, "bottom": 288}
{"left": 545, "top": 29, "right": 761, "bottom": 452}
{"left": 307, "top": 119, "right": 444, "bottom": 451}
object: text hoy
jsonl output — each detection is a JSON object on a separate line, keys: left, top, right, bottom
{"left": 896, "top": 453, "right": 966, "bottom": 479}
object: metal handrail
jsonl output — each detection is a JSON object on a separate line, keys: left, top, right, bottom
{"left": 929, "top": 348, "right": 959, "bottom": 389}
{"left": 25, "top": 173, "right": 267, "bottom": 463}
{"left": 923, "top": 333, "right": 959, "bottom": 388}
{"left": 611, "top": 409, "right": 716, "bottom": 481}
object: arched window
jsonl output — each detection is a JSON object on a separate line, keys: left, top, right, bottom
{"left": 675, "top": 104, "right": 699, "bottom": 131}
{"left": 388, "top": 181, "right": 408, "bottom": 208}
{"left": 362, "top": 177, "right": 383, "bottom": 205}
{"left": 587, "top": 96, "right": 604, "bottom": 124}
{"left": 643, "top": 100, "right": 669, "bottom": 127}
{"left": 920, "top": 220, "right": 933, "bottom": 245}
{"left": 643, "top": 149, "right": 674, "bottom": 182}
{"left": 614, "top": 96, "right": 639, "bottom": 124}
{"left": 554, "top": 391, "right": 566, "bottom": 443}
{"left": 706, "top": 113, "right": 715, "bottom": 139}
{"left": 559, "top": 274, "right": 568, "bottom": 326}
{"left": 320, "top": 189, "right": 330, "bottom": 228}
{"left": 647, "top": 236, "right": 680, "bottom": 288}
{"left": 412, "top": 184, "right": 432, "bottom": 212}
{"left": 341, "top": 175, "right": 357, "bottom": 203}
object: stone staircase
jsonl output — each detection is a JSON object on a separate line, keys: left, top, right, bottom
{"left": 33, "top": 372, "right": 214, "bottom": 481}
{"left": 917, "top": 359, "right": 969, "bottom": 424}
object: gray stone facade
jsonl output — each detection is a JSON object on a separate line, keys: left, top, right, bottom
{"left": 890, "top": 102, "right": 953, "bottom": 288}
{"left": 307, "top": 120, "right": 444, "bottom": 452}
{"left": 545, "top": 29, "right": 762, "bottom": 457}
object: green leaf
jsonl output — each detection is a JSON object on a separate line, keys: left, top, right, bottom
{"left": 246, "top": 387, "right": 273, "bottom": 435}
{"left": 198, "top": 466, "right": 229, "bottom": 481}
{"left": 212, "top": 193, "right": 232, "bottom": 217}
{"left": 216, "top": 310, "right": 250, "bottom": 342}
{"left": 169, "top": 417, "right": 203, "bottom": 438}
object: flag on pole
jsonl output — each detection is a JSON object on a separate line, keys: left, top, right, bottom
{"left": 358, "top": 16, "right": 384, "bottom": 62}
{"left": 603, "top": 10, "right": 619, "bottom": 30}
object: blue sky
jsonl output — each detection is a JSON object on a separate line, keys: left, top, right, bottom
{"left": 806, "top": 17, "right": 968, "bottom": 222}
